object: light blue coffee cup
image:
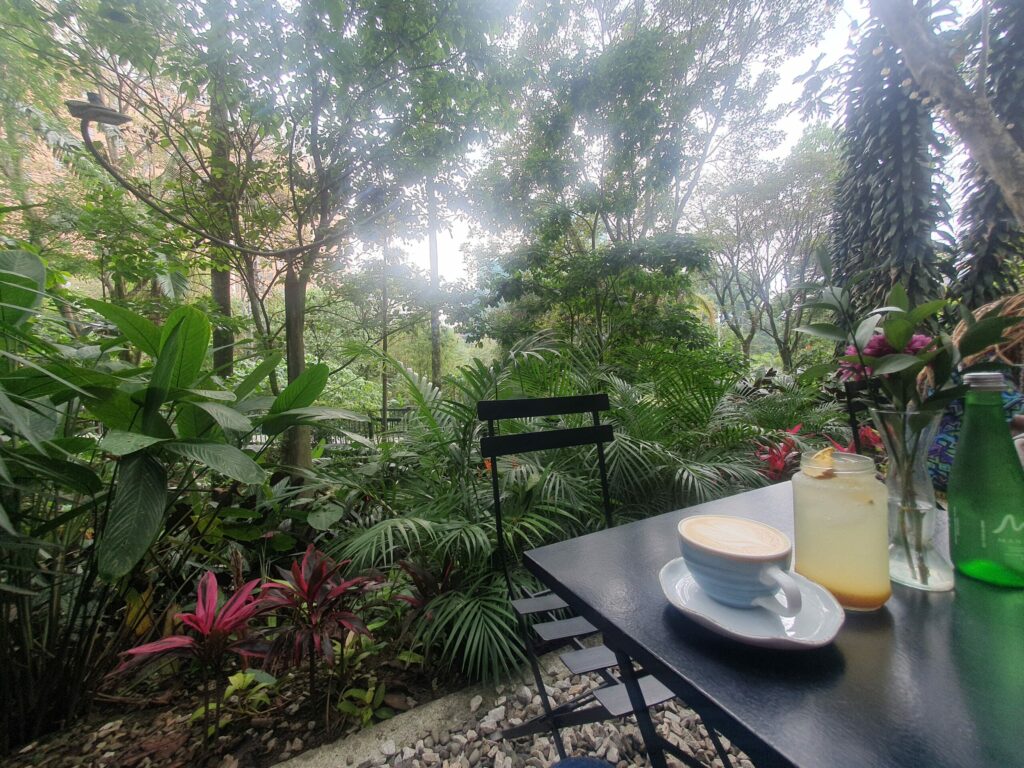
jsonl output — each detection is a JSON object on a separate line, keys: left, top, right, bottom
{"left": 677, "top": 515, "right": 802, "bottom": 617}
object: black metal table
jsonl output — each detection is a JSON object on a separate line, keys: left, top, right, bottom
{"left": 524, "top": 482, "right": 1024, "bottom": 768}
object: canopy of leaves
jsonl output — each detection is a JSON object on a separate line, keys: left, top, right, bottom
{"left": 954, "top": 0, "right": 1024, "bottom": 307}
{"left": 830, "top": 8, "right": 953, "bottom": 310}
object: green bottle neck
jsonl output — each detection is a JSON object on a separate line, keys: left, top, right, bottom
{"left": 965, "top": 390, "right": 1004, "bottom": 408}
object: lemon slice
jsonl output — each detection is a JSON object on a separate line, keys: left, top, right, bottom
{"left": 805, "top": 446, "right": 837, "bottom": 479}
{"left": 811, "top": 446, "right": 835, "bottom": 465}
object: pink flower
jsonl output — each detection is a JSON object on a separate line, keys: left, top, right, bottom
{"left": 838, "top": 333, "right": 934, "bottom": 381}
{"left": 904, "top": 333, "right": 932, "bottom": 354}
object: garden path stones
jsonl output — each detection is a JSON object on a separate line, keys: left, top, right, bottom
{"left": 276, "top": 664, "right": 754, "bottom": 768}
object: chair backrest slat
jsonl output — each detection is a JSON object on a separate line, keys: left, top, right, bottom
{"left": 479, "top": 394, "right": 616, "bottom": 599}
{"left": 477, "top": 394, "right": 609, "bottom": 421}
{"left": 481, "top": 424, "right": 613, "bottom": 458}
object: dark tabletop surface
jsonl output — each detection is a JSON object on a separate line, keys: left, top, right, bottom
{"left": 525, "top": 482, "right": 1024, "bottom": 768}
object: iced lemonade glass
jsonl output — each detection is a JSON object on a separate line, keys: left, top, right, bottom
{"left": 792, "top": 449, "right": 891, "bottom": 611}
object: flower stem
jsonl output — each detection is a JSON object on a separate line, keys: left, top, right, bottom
{"left": 897, "top": 436, "right": 929, "bottom": 585}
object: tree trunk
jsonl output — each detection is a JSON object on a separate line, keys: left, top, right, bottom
{"left": 381, "top": 247, "right": 389, "bottom": 430}
{"left": 778, "top": 343, "right": 793, "bottom": 373}
{"left": 282, "top": 260, "right": 311, "bottom": 469}
{"left": 210, "top": 266, "right": 233, "bottom": 375}
{"left": 206, "top": 27, "right": 235, "bottom": 376}
{"left": 426, "top": 180, "right": 442, "bottom": 388}
{"left": 871, "top": 0, "right": 1024, "bottom": 225}
{"left": 741, "top": 336, "right": 753, "bottom": 360}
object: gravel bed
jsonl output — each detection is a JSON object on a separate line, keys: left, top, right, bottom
{"left": 346, "top": 673, "right": 755, "bottom": 768}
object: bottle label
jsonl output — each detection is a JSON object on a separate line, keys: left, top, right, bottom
{"left": 992, "top": 515, "right": 1024, "bottom": 536}
{"left": 989, "top": 515, "right": 1024, "bottom": 566}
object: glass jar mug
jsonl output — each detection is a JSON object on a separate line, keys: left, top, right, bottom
{"left": 792, "top": 450, "right": 891, "bottom": 611}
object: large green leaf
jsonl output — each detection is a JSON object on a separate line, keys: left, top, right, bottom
{"left": 307, "top": 504, "right": 345, "bottom": 531}
{"left": 10, "top": 453, "right": 102, "bottom": 494}
{"left": 0, "top": 388, "right": 47, "bottom": 452}
{"left": 882, "top": 314, "right": 914, "bottom": 352}
{"left": 0, "top": 249, "right": 45, "bottom": 327}
{"left": 85, "top": 389, "right": 144, "bottom": 432}
{"left": 192, "top": 402, "right": 252, "bottom": 432}
{"left": 871, "top": 354, "right": 923, "bottom": 375}
{"left": 260, "top": 406, "right": 365, "bottom": 436}
{"left": 158, "top": 306, "right": 211, "bottom": 390}
{"left": 0, "top": 362, "right": 119, "bottom": 400}
{"left": 957, "top": 315, "right": 1018, "bottom": 359}
{"left": 97, "top": 453, "right": 167, "bottom": 580}
{"left": 98, "top": 430, "right": 166, "bottom": 456}
{"left": 142, "top": 322, "right": 181, "bottom": 434}
{"left": 885, "top": 283, "right": 909, "bottom": 312}
{"left": 908, "top": 299, "right": 946, "bottom": 325}
{"left": 164, "top": 441, "right": 265, "bottom": 485}
{"left": 795, "top": 322, "right": 846, "bottom": 342}
{"left": 0, "top": 501, "right": 15, "bottom": 535}
{"left": 174, "top": 402, "right": 211, "bottom": 439}
{"left": 234, "top": 351, "right": 282, "bottom": 401}
{"left": 176, "top": 401, "right": 252, "bottom": 438}
{"left": 82, "top": 299, "right": 161, "bottom": 357}
{"left": 269, "top": 363, "right": 329, "bottom": 414}
{"left": 854, "top": 315, "right": 881, "bottom": 348}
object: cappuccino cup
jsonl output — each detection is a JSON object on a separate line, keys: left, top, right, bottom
{"left": 677, "top": 515, "right": 802, "bottom": 617}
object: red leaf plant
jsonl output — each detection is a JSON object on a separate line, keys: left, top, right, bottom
{"left": 261, "top": 545, "right": 376, "bottom": 700}
{"left": 827, "top": 425, "right": 885, "bottom": 456}
{"left": 754, "top": 424, "right": 803, "bottom": 482}
{"left": 395, "top": 558, "right": 457, "bottom": 632}
{"left": 116, "top": 572, "right": 267, "bottom": 740}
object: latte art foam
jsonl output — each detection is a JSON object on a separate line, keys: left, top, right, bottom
{"left": 679, "top": 516, "right": 790, "bottom": 559}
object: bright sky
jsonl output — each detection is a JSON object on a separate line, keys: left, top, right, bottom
{"left": 404, "top": 1, "right": 869, "bottom": 284}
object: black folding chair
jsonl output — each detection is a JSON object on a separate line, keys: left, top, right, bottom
{"left": 478, "top": 394, "right": 673, "bottom": 760}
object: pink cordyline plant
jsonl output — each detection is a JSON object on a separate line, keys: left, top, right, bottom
{"left": 261, "top": 545, "right": 376, "bottom": 700}
{"left": 117, "top": 572, "right": 267, "bottom": 739}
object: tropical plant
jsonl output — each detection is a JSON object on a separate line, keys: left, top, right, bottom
{"left": 262, "top": 545, "right": 377, "bottom": 701}
{"left": 117, "top": 572, "right": 267, "bottom": 739}
{"left": 192, "top": 669, "right": 278, "bottom": 734}
{"left": 322, "top": 336, "right": 798, "bottom": 681}
{"left": 336, "top": 677, "right": 394, "bottom": 726}
{"left": 829, "top": 6, "right": 953, "bottom": 310}
{"left": 0, "top": 246, "right": 349, "bottom": 752}
{"left": 953, "top": 0, "right": 1024, "bottom": 307}
{"left": 800, "top": 281, "right": 1017, "bottom": 413}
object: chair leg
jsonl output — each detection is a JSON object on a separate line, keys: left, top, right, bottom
{"left": 519, "top": 611, "right": 567, "bottom": 760}
{"left": 707, "top": 727, "right": 735, "bottom": 767}
{"left": 613, "top": 649, "right": 667, "bottom": 768}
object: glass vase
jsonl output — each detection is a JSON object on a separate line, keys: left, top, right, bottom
{"left": 871, "top": 408, "right": 955, "bottom": 592}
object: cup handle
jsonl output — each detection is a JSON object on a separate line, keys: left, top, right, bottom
{"left": 753, "top": 565, "right": 803, "bottom": 617}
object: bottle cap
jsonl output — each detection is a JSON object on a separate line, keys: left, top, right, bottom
{"left": 963, "top": 372, "right": 1006, "bottom": 391}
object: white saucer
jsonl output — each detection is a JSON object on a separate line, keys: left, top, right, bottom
{"left": 658, "top": 557, "right": 845, "bottom": 649}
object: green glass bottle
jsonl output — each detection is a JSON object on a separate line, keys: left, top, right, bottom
{"left": 948, "top": 372, "right": 1024, "bottom": 587}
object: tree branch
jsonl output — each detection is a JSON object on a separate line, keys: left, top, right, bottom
{"left": 870, "top": 0, "right": 1024, "bottom": 225}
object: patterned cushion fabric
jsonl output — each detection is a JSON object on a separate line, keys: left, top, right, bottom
{"left": 928, "top": 370, "right": 1024, "bottom": 492}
